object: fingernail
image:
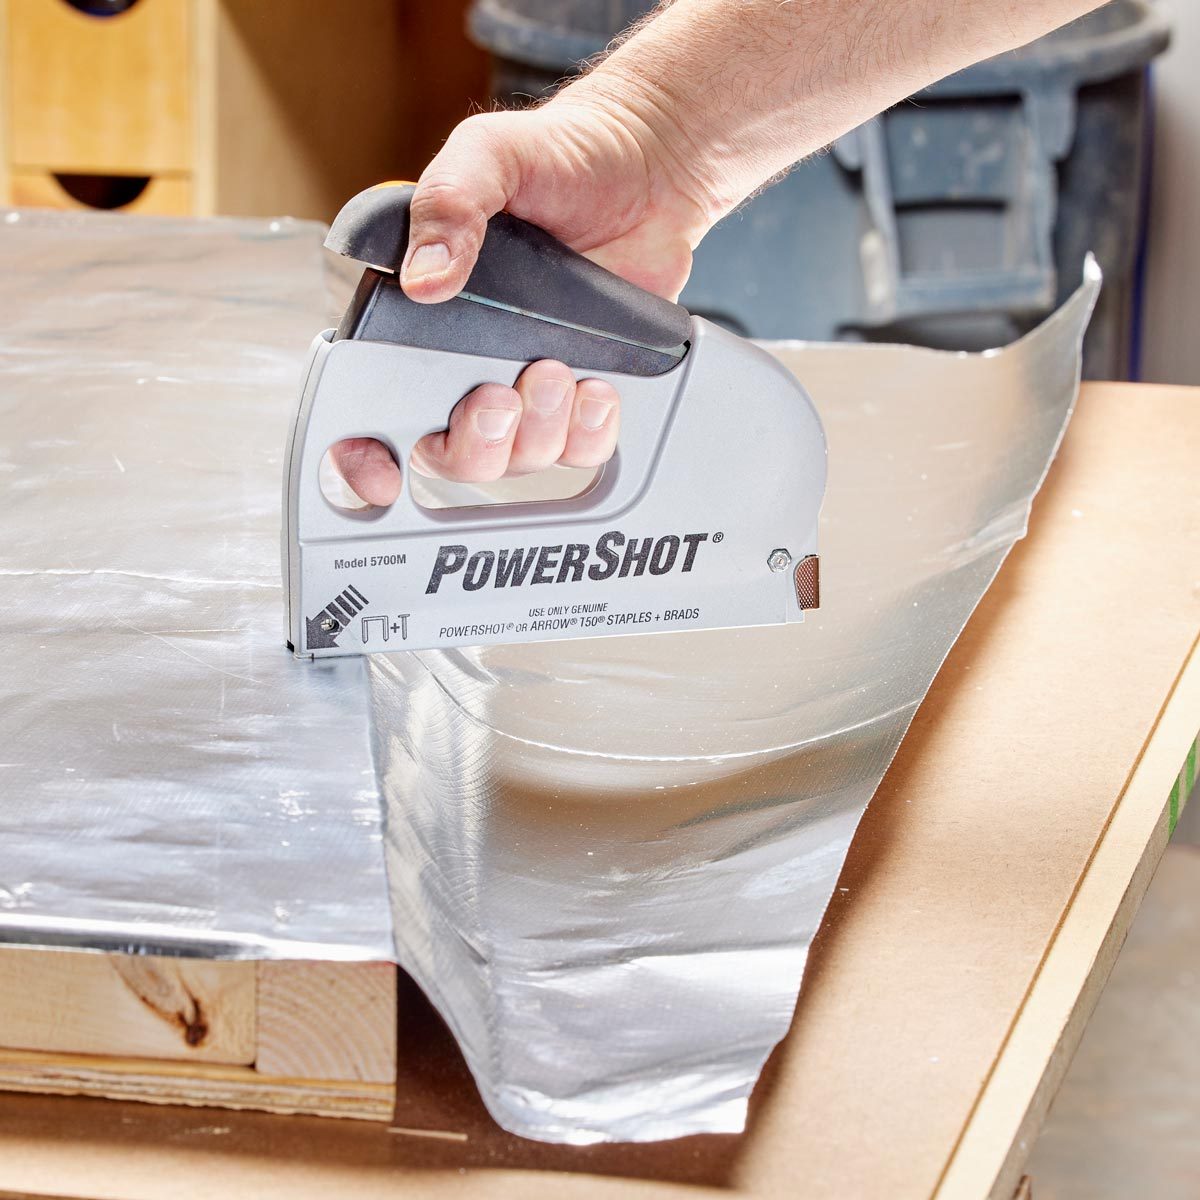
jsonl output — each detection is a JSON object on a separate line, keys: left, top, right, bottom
{"left": 476, "top": 408, "right": 518, "bottom": 442}
{"left": 531, "top": 378, "right": 569, "bottom": 414}
{"left": 579, "top": 396, "right": 614, "bottom": 430}
{"left": 404, "top": 242, "right": 451, "bottom": 283}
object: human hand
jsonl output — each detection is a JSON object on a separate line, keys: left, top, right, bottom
{"left": 329, "top": 82, "right": 714, "bottom": 504}
{"left": 331, "top": 356, "right": 622, "bottom": 504}
{"left": 330, "top": 0, "right": 1110, "bottom": 505}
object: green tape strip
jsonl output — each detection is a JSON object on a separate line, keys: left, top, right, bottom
{"left": 1168, "top": 737, "right": 1199, "bottom": 838}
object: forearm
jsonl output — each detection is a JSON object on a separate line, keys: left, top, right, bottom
{"left": 564, "top": 0, "right": 1104, "bottom": 224}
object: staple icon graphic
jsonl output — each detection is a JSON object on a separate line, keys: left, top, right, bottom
{"left": 361, "top": 615, "right": 388, "bottom": 644}
{"left": 305, "top": 584, "right": 368, "bottom": 650}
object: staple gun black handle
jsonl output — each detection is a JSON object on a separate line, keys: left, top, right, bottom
{"left": 324, "top": 183, "right": 691, "bottom": 377}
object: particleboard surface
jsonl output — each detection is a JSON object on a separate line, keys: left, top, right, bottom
{"left": 0, "top": 382, "right": 1195, "bottom": 1200}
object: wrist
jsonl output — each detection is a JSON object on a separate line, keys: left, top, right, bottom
{"left": 553, "top": 65, "right": 727, "bottom": 240}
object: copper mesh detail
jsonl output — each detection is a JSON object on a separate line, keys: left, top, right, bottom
{"left": 794, "top": 555, "right": 820, "bottom": 610}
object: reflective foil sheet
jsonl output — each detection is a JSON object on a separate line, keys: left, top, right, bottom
{"left": 0, "top": 208, "right": 1097, "bottom": 1144}
{"left": 370, "top": 263, "right": 1099, "bottom": 1142}
{"left": 0, "top": 211, "right": 392, "bottom": 959}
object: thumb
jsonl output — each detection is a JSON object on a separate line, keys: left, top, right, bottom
{"left": 402, "top": 113, "right": 520, "bottom": 304}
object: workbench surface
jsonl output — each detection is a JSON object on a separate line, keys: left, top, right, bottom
{"left": 0, "top": 381, "right": 1196, "bottom": 1200}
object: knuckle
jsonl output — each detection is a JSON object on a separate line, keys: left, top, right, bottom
{"left": 436, "top": 456, "right": 476, "bottom": 483}
{"left": 474, "top": 459, "right": 508, "bottom": 484}
{"left": 410, "top": 177, "right": 486, "bottom": 236}
{"left": 511, "top": 449, "right": 557, "bottom": 475}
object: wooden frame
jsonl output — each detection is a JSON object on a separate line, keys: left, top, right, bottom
{"left": 0, "top": 955, "right": 396, "bottom": 1120}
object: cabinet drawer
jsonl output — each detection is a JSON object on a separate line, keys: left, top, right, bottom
{"left": 10, "top": 170, "right": 192, "bottom": 215}
{"left": 7, "top": 0, "right": 192, "bottom": 174}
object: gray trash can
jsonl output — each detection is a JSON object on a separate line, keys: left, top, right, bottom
{"left": 469, "top": 0, "right": 1170, "bottom": 379}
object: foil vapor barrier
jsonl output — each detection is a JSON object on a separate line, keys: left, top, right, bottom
{"left": 371, "top": 265, "right": 1098, "bottom": 1142}
{"left": 0, "top": 211, "right": 392, "bottom": 959}
{"left": 1, "top": 210, "right": 1097, "bottom": 1143}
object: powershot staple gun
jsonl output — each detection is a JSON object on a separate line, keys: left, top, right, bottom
{"left": 283, "top": 183, "right": 826, "bottom": 657}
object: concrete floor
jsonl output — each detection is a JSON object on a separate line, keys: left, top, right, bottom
{"left": 1024, "top": 785, "right": 1200, "bottom": 1199}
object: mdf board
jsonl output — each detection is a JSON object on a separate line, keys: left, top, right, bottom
{"left": 0, "top": 952, "right": 396, "bottom": 1121}
{"left": 0, "top": 0, "right": 487, "bottom": 221}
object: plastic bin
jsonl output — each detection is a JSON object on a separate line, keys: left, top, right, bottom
{"left": 468, "top": 0, "right": 1170, "bottom": 378}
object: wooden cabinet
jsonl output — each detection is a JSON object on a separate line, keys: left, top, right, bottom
{"left": 9, "top": 168, "right": 191, "bottom": 212}
{"left": 0, "top": 0, "right": 486, "bottom": 221}
{"left": 8, "top": 0, "right": 192, "bottom": 175}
